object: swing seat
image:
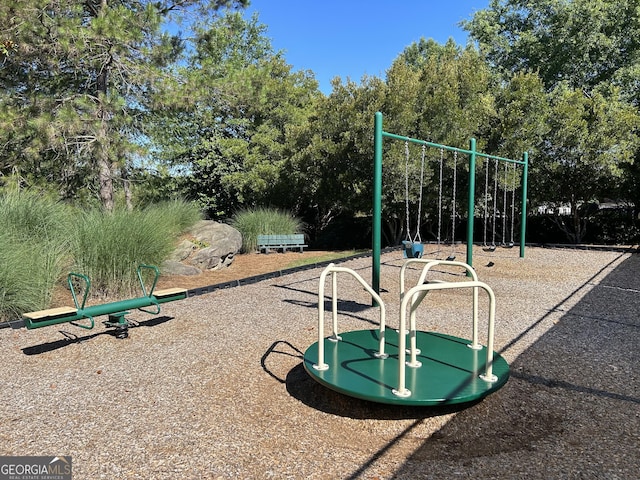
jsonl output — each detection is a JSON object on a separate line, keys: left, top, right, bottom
{"left": 402, "top": 241, "right": 424, "bottom": 259}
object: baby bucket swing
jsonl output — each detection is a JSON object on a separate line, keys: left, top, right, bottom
{"left": 402, "top": 142, "right": 425, "bottom": 259}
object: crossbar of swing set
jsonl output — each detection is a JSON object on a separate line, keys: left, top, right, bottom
{"left": 372, "top": 111, "right": 529, "bottom": 300}
{"left": 380, "top": 131, "right": 527, "bottom": 167}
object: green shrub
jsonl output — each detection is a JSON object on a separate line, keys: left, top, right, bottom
{"left": 143, "top": 200, "right": 203, "bottom": 235}
{"left": 232, "top": 207, "right": 304, "bottom": 253}
{"left": 0, "top": 233, "right": 68, "bottom": 320}
{"left": 71, "top": 201, "right": 201, "bottom": 296}
{"left": 0, "top": 189, "right": 73, "bottom": 243}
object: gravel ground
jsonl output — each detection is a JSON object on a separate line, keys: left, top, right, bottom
{"left": 1, "top": 246, "right": 638, "bottom": 479}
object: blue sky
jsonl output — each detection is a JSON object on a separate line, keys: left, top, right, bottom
{"left": 243, "top": 1, "right": 490, "bottom": 94}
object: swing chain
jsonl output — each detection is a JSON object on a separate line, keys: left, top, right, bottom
{"left": 414, "top": 144, "right": 426, "bottom": 243}
{"left": 404, "top": 142, "right": 426, "bottom": 244}
{"left": 437, "top": 148, "right": 444, "bottom": 247}
{"left": 502, "top": 162, "right": 508, "bottom": 246}
{"left": 451, "top": 150, "right": 457, "bottom": 247}
{"left": 483, "top": 159, "right": 489, "bottom": 247}
{"left": 492, "top": 159, "right": 498, "bottom": 248}
{"left": 510, "top": 162, "right": 516, "bottom": 245}
{"left": 404, "top": 142, "right": 411, "bottom": 241}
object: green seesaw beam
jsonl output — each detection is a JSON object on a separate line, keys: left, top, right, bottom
{"left": 21, "top": 265, "right": 187, "bottom": 333}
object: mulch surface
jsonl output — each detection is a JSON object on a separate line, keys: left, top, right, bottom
{"left": 1, "top": 246, "right": 638, "bottom": 479}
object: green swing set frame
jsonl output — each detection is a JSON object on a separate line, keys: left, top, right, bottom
{"left": 372, "top": 111, "right": 529, "bottom": 295}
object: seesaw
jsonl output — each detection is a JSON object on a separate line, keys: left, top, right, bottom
{"left": 17, "top": 264, "right": 186, "bottom": 339}
{"left": 303, "top": 259, "right": 509, "bottom": 406}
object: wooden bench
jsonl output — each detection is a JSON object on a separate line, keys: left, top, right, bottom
{"left": 257, "top": 234, "right": 307, "bottom": 253}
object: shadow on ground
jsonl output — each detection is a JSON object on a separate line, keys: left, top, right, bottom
{"left": 261, "top": 339, "right": 478, "bottom": 420}
{"left": 284, "top": 362, "right": 481, "bottom": 421}
{"left": 384, "top": 254, "right": 640, "bottom": 478}
{"left": 22, "top": 316, "right": 174, "bottom": 355}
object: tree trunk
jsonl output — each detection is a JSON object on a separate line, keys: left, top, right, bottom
{"left": 122, "top": 165, "right": 133, "bottom": 211}
{"left": 97, "top": 132, "right": 114, "bottom": 212}
{"left": 95, "top": 0, "right": 115, "bottom": 212}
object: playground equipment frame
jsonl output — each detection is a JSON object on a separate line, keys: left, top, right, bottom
{"left": 372, "top": 111, "right": 529, "bottom": 296}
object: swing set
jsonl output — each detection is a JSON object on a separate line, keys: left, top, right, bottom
{"left": 402, "top": 143, "right": 460, "bottom": 261}
{"left": 373, "top": 111, "right": 529, "bottom": 295}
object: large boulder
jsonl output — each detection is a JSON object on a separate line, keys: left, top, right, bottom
{"left": 169, "top": 239, "right": 198, "bottom": 262}
{"left": 162, "top": 220, "right": 242, "bottom": 275}
{"left": 161, "top": 260, "right": 201, "bottom": 276}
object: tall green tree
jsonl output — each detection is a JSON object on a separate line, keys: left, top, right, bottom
{"left": 292, "top": 75, "right": 387, "bottom": 235}
{"left": 381, "top": 39, "right": 496, "bottom": 243}
{"left": 465, "top": 0, "right": 640, "bottom": 242}
{"left": 390, "top": 39, "right": 496, "bottom": 145}
{"left": 0, "top": 0, "right": 247, "bottom": 210}
{"left": 533, "top": 85, "right": 639, "bottom": 242}
{"left": 463, "top": 0, "right": 640, "bottom": 99}
{"left": 151, "top": 12, "right": 319, "bottom": 219}
{"left": 489, "top": 72, "right": 550, "bottom": 160}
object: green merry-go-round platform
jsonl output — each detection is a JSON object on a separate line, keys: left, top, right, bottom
{"left": 303, "top": 259, "right": 510, "bottom": 406}
{"left": 304, "top": 328, "right": 509, "bottom": 406}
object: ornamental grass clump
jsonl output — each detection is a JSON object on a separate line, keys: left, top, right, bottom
{"left": 71, "top": 201, "right": 201, "bottom": 297}
{"left": 0, "top": 190, "right": 72, "bottom": 320}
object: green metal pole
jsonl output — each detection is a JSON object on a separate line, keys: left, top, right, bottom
{"left": 466, "top": 138, "right": 477, "bottom": 269}
{"left": 372, "top": 112, "right": 383, "bottom": 298}
{"left": 520, "top": 151, "right": 529, "bottom": 258}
